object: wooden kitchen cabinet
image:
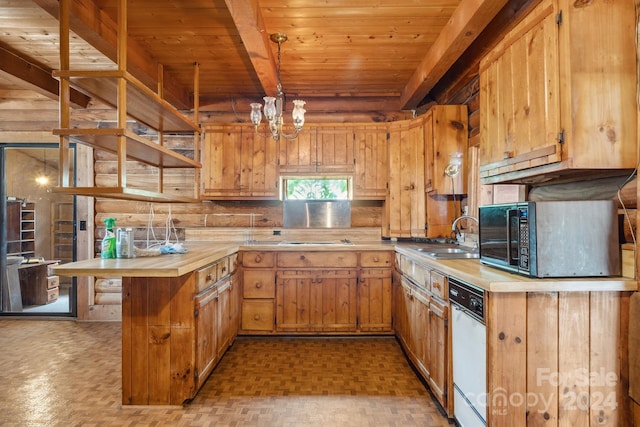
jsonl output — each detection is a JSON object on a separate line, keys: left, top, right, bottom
{"left": 353, "top": 125, "right": 388, "bottom": 200}
{"left": 202, "top": 125, "right": 279, "bottom": 199}
{"left": 240, "top": 252, "right": 276, "bottom": 333}
{"left": 428, "top": 297, "right": 448, "bottom": 408}
{"left": 385, "top": 119, "right": 426, "bottom": 238}
{"left": 479, "top": 0, "right": 636, "bottom": 184}
{"left": 424, "top": 105, "right": 468, "bottom": 195}
{"left": 276, "top": 269, "right": 358, "bottom": 332}
{"left": 358, "top": 268, "right": 393, "bottom": 332}
{"left": 279, "top": 125, "right": 355, "bottom": 174}
{"left": 394, "top": 254, "right": 450, "bottom": 414}
{"left": 215, "top": 278, "right": 233, "bottom": 356}
{"left": 194, "top": 284, "right": 218, "bottom": 391}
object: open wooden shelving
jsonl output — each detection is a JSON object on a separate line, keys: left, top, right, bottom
{"left": 54, "top": 0, "right": 201, "bottom": 203}
{"left": 52, "top": 70, "right": 199, "bottom": 133}
{"left": 52, "top": 128, "right": 200, "bottom": 169}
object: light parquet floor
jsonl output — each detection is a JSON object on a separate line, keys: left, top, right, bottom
{"left": 0, "top": 320, "right": 452, "bottom": 426}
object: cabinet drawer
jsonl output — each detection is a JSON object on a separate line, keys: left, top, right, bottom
{"left": 195, "top": 263, "right": 218, "bottom": 293}
{"left": 430, "top": 270, "right": 448, "bottom": 300}
{"left": 277, "top": 251, "right": 357, "bottom": 268}
{"left": 216, "top": 257, "right": 230, "bottom": 279}
{"left": 47, "top": 275, "right": 59, "bottom": 290}
{"left": 243, "top": 270, "right": 276, "bottom": 298}
{"left": 228, "top": 253, "right": 238, "bottom": 274}
{"left": 242, "top": 251, "right": 275, "bottom": 268}
{"left": 241, "top": 300, "right": 274, "bottom": 331}
{"left": 46, "top": 287, "right": 59, "bottom": 304}
{"left": 360, "top": 251, "right": 393, "bottom": 267}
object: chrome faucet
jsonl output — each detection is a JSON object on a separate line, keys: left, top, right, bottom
{"left": 451, "top": 215, "right": 479, "bottom": 240}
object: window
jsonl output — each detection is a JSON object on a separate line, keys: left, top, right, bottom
{"left": 282, "top": 177, "right": 351, "bottom": 200}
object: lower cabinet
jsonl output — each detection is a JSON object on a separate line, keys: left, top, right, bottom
{"left": 394, "top": 257, "right": 450, "bottom": 415}
{"left": 358, "top": 268, "right": 393, "bottom": 332}
{"left": 239, "top": 250, "right": 394, "bottom": 335}
{"left": 276, "top": 269, "right": 358, "bottom": 332}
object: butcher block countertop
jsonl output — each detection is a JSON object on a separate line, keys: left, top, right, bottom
{"left": 51, "top": 240, "right": 636, "bottom": 292}
{"left": 394, "top": 245, "right": 637, "bottom": 293}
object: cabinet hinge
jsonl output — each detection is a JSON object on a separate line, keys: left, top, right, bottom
{"left": 386, "top": 132, "right": 390, "bottom": 140}
{"left": 194, "top": 308, "right": 199, "bottom": 318}
{"left": 556, "top": 10, "right": 562, "bottom": 25}
{"left": 444, "top": 318, "right": 448, "bottom": 329}
{"left": 557, "top": 129, "right": 565, "bottom": 144}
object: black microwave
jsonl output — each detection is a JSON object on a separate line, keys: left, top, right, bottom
{"left": 478, "top": 200, "right": 620, "bottom": 278}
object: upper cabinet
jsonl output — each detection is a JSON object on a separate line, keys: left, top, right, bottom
{"left": 201, "top": 125, "right": 279, "bottom": 200}
{"left": 385, "top": 119, "right": 426, "bottom": 238}
{"left": 279, "top": 125, "right": 355, "bottom": 174}
{"left": 479, "top": 0, "right": 637, "bottom": 184}
{"left": 353, "top": 126, "right": 388, "bottom": 200}
{"left": 424, "top": 105, "right": 468, "bottom": 195}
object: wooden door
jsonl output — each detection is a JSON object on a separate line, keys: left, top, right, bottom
{"left": 202, "top": 125, "right": 278, "bottom": 199}
{"left": 316, "top": 126, "right": 355, "bottom": 173}
{"left": 396, "top": 276, "right": 413, "bottom": 351}
{"left": 228, "top": 273, "right": 241, "bottom": 335}
{"left": 479, "top": 0, "right": 561, "bottom": 177}
{"left": 428, "top": 297, "right": 448, "bottom": 408}
{"left": 216, "top": 279, "right": 232, "bottom": 356}
{"left": 425, "top": 105, "right": 468, "bottom": 195}
{"left": 411, "top": 283, "right": 431, "bottom": 379}
{"left": 194, "top": 285, "right": 218, "bottom": 390}
{"left": 276, "top": 270, "right": 357, "bottom": 332}
{"left": 353, "top": 125, "right": 388, "bottom": 200}
{"left": 393, "top": 270, "right": 409, "bottom": 346}
{"left": 358, "top": 268, "right": 393, "bottom": 332}
{"left": 386, "top": 120, "right": 426, "bottom": 238}
{"left": 202, "top": 125, "right": 242, "bottom": 198}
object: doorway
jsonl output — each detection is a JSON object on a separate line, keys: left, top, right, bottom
{"left": 1, "top": 144, "right": 77, "bottom": 317}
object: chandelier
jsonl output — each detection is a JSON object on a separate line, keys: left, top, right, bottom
{"left": 250, "top": 33, "right": 306, "bottom": 141}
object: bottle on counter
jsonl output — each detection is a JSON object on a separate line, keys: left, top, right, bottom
{"left": 116, "top": 227, "right": 134, "bottom": 258}
{"left": 101, "top": 217, "right": 117, "bottom": 259}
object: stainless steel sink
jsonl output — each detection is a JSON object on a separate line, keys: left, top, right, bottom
{"left": 408, "top": 244, "right": 479, "bottom": 259}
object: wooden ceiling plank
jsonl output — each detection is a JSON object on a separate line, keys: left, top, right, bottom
{"left": 223, "top": 0, "right": 278, "bottom": 97}
{"left": 32, "top": 0, "right": 193, "bottom": 109}
{"left": 0, "top": 44, "right": 90, "bottom": 108}
{"left": 400, "top": 0, "right": 508, "bottom": 109}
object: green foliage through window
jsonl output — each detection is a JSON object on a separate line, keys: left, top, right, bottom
{"left": 285, "top": 179, "right": 348, "bottom": 200}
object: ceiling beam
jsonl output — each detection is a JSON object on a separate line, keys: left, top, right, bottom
{"left": 199, "top": 96, "right": 403, "bottom": 114}
{"left": 32, "top": 0, "right": 192, "bottom": 109}
{"left": 223, "top": 0, "right": 278, "bottom": 97}
{"left": 0, "top": 44, "right": 90, "bottom": 109}
{"left": 400, "top": 0, "right": 508, "bottom": 109}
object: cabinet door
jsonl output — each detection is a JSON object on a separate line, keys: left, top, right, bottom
{"left": 194, "top": 286, "right": 218, "bottom": 389}
{"left": 202, "top": 125, "right": 278, "bottom": 199}
{"left": 216, "top": 280, "right": 232, "bottom": 356}
{"left": 358, "top": 268, "right": 392, "bottom": 332}
{"left": 479, "top": 0, "right": 561, "bottom": 178}
{"left": 393, "top": 270, "right": 409, "bottom": 346}
{"left": 353, "top": 126, "right": 388, "bottom": 200}
{"left": 316, "top": 126, "right": 355, "bottom": 173}
{"left": 428, "top": 298, "right": 448, "bottom": 408}
{"left": 386, "top": 120, "right": 426, "bottom": 238}
{"left": 411, "top": 284, "right": 431, "bottom": 379}
{"left": 425, "top": 106, "right": 468, "bottom": 195}
{"left": 276, "top": 270, "right": 357, "bottom": 332}
{"left": 279, "top": 125, "right": 355, "bottom": 174}
{"left": 229, "top": 274, "right": 241, "bottom": 337}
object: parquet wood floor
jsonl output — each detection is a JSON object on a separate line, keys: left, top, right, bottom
{"left": 0, "top": 320, "right": 452, "bottom": 426}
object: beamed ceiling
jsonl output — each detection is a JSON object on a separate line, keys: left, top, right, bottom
{"left": 0, "top": 0, "right": 540, "bottom": 131}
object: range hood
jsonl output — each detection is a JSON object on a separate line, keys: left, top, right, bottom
{"left": 283, "top": 200, "right": 351, "bottom": 228}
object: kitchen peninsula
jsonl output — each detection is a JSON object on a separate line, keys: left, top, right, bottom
{"left": 53, "top": 240, "right": 636, "bottom": 426}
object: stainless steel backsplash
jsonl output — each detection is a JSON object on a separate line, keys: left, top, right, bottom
{"left": 283, "top": 200, "right": 351, "bottom": 228}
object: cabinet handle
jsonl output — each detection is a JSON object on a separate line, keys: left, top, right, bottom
{"left": 255, "top": 255, "right": 262, "bottom": 263}
{"left": 300, "top": 255, "right": 306, "bottom": 260}
{"left": 373, "top": 257, "right": 379, "bottom": 262}
{"left": 255, "top": 282, "right": 262, "bottom": 288}
{"left": 206, "top": 274, "right": 212, "bottom": 281}
{"left": 222, "top": 266, "right": 227, "bottom": 273}
{"left": 433, "top": 282, "right": 440, "bottom": 290}
{"left": 254, "top": 314, "right": 260, "bottom": 321}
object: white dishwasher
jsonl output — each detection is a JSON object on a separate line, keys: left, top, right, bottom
{"left": 450, "top": 277, "right": 487, "bottom": 427}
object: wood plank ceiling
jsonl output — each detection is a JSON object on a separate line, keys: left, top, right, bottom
{"left": 0, "top": 0, "right": 539, "bottom": 131}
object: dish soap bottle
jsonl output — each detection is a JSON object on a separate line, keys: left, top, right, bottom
{"left": 101, "top": 218, "right": 117, "bottom": 259}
